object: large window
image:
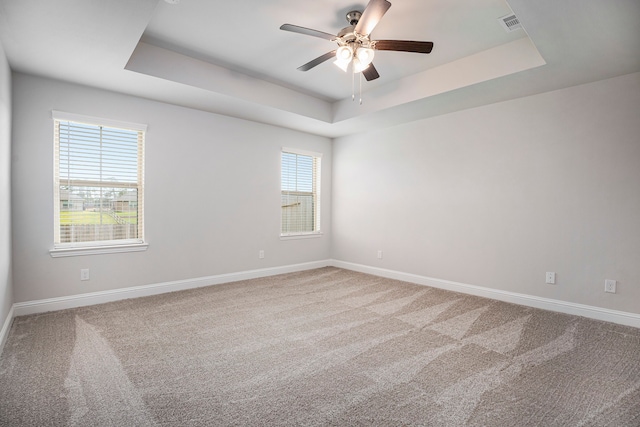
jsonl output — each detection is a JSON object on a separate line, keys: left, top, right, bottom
{"left": 52, "top": 111, "right": 146, "bottom": 254}
{"left": 281, "top": 148, "right": 321, "bottom": 236}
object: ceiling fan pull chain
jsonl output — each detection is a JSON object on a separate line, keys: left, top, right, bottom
{"left": 359, "top": 71, "right": 363, "bottom": 105}
{"left": 352, "top": 63, "right": 355, "bottom": 101}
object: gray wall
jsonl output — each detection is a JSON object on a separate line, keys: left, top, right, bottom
{"left": 8, "top": 69, "right": 640, "bottom": 317}
{"left": 332, "top": 72, "right": 640, "bottom": 315}
{"left": 11, "top": 73, "right": 331, "bottom": 302}
{"left": 0, "top": 41, "right": 12, "bottom": 326}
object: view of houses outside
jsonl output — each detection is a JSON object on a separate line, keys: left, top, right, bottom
{"left": 58, "top": 186, "right": 139, "bottom": 243}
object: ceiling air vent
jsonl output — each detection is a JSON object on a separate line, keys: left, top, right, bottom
{"left": 498, "top": 14, "right": 522, "bottom": 32}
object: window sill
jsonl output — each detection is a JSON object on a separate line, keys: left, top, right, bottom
{"left": 50, "top": 242, "right": 149, "bottom": 258}
{"left": 280, "top": 233, "right": 323, "bottom": 241}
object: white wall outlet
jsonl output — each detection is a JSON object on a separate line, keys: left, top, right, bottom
{"left": 604, "top": 279, "right": 616, "bottom": 293}
{"left": 545, "top": 272, "right": 556, "bottom": 284}
{"left": 259, "top": 250, "right": 265, "bottom": 259}
{"left": 80, "top": 269, "right": 90, "bottom": 281}
{"left": 377, "top": 250, "right": 383, "bottom": 259}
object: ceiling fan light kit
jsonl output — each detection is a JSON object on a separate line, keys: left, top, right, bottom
{"left": 336, "top": 46, "right": 353, "bottom": 61}
{"left": 334, "top": 58, "right": 350, "bottom": 72}
{"left": 352, "top": 57, "right": 371, "bottom": 74}
{"left": 356, "top": 47, "right": 375, "bottom": 64}
{"left": 280, "top": 0, "right": 434, "bottom": 84}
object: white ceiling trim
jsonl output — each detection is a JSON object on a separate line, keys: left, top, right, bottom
{"left": 333, "top": 37, "right": 545, "bottom": 122}
{"left": 126, "top": 37, "right": 545, "bottom": 126}
{"left": 126, "top": 42, "right": 333, "bottom": 123}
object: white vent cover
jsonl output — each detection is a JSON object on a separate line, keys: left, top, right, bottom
{"left": 498, "top": 14, "right": 522, "bottom": 32}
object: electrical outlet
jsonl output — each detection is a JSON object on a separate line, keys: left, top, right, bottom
{"left": 259, "top": 250, "right": 265, "bottom": 259}
{"left": 377, "top": 250, "right": 383, "bottom": 259}
{"left": 80, "top": 269, "right": 90, "bottom": 281}
{"left": 545, "top": 272, "right": 556, "bottom": 284}
{"left": 604, "top": 279, "right": 616, "bottom": 293}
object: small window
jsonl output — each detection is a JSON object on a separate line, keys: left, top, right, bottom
{"left": 281, "top": 148, "right": 321, "bottom": 236}
{"left": 52, "top": 111, "right": 146, "bottom": 250}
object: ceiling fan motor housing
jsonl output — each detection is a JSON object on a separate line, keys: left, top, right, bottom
{"left": 337, "top": 24, "right": 373, "bottom": 50}
{"left": 337, "top": 25, "right": 357, "bottom": 41}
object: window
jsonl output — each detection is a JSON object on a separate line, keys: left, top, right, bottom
{"left": 51, "top": 111, "right": 146, "bottom": 256}
{"left": 281, "top": 148, "right": 322, "bottom": 237}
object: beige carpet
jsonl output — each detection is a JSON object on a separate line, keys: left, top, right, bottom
{"left": 1, "top": 267, "right": 639, "bottom": 426}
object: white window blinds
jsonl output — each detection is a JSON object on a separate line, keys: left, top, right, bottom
{"left": 281, "top": 148, "right": 321, "bottom": 235}
{"left": 53, "top": 111, "right": 146, "bottom": 247}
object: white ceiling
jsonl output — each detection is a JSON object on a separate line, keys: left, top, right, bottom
{"left": 0, "top": 0, "right": 639, "bottom": 138}
{"left": 142, "top": 0, "right": 525, "bottom": 101}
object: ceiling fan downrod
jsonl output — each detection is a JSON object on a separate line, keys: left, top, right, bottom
{"left": 346, "top": 11, "right": 362, "bottom": 26}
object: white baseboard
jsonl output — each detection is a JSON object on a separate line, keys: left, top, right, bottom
{"left": 7, "top": 258, "right": 639, "bottom": 335}
{"left": 0, "top": 305, "right": 15, "bottom": 356}
{"left": 12, "top": 260, "right": 331, "bottom": 317}
{"left": 330, "top": 260, "right": 640, "bottom": 329}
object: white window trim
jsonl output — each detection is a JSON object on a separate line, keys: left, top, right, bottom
{"left": 280, "top": 232, "right": 323, "bottom": 241}
{"left": 50, "top": 242, "right": 149, "bottom": 258}
{"left": 281, "top": 147, "right": 323, "bottom": 159}
{"left": 280, "top": 147, "right": 323, "bottom": 238}
{"left": 51, "top": 111, "right": 148, "bottom": 257}
{"left": 52, "top": 110, "right": 147, "bottom": 132}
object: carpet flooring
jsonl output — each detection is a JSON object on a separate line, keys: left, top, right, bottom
{"left": 1, "top": 267, "right": 639, "bottom": 426}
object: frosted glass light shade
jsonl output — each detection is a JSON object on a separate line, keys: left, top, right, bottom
{"left": 352, "top": 58, "right": 371, "bottom": 73}
{"left": 336, "top": 46, "right": 353, "bottom": 61}
{"left": 334, "top": 59, "right": 350, "bottom": 72}
{"left": 356, "top": 48, "right": 375, "bottom": 66}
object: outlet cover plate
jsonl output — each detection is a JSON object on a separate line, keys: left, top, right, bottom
{"left": 545, "top": 272, "right": 556, "bottom": 284}
{"left": 605, "top": 279, "right": 616, "bottom": 293}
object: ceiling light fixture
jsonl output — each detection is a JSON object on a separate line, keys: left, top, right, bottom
{"left": 281, "top": 0, "right": 435, "bottom": 104}
{"left": 356, "top": 47, "right": 374, "bottom": 67}
{"left": 354, "top": 48, "right": 374, "bottom": 73}
{"left": 334, "top": 45, "right": 353, "bottom": 72}
{"left": 352, "top": 58, "right": 368, "bottom": 74}
{"left": 333, "top": 43, "right": 376, "bottom": 104}
{"left": 280, "top": 0, "right": 434, "bottom": 83}
{"left": 333, "top": 45, "right": 374, "bottom": 74}
{"left": 336, "top": 46, "right": 353, "bottom": 61}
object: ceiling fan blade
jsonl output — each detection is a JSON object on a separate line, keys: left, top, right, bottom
{"left": 297, "top": 51, "right": 337, "bottom": 71}
{"left": 374, "top": 40, "right": 434, "bottom": 54}
{"left": 362, "top": 63, "right": 380, "bottom": 81}
{"left": 280, "top": 24, "right": 336, "bottom": 41}
{"left": 354, "top": 0, "right": 391, "bottom": 36}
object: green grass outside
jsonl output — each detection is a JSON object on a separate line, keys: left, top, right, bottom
{"left": 60, "top": 211, "right": 137, "bottom": 225}
{"left": 114, "top": 211, "right": 138, "bottom": 224}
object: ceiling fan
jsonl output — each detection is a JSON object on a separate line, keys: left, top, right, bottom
{"left": 280, "top": 0, "right": 434, "bottom": 81}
